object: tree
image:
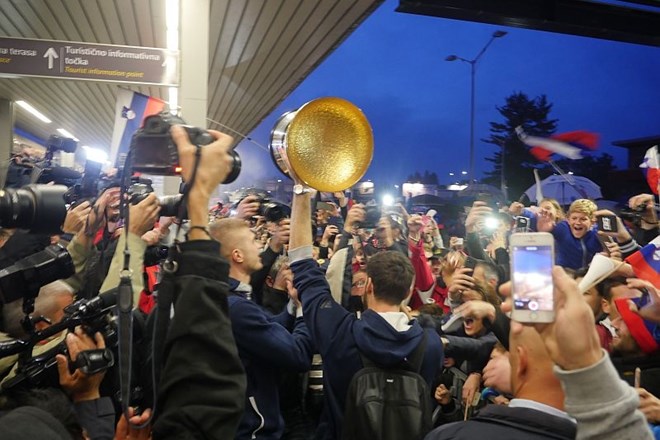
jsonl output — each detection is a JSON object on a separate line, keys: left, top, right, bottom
{"left": 406, "top": 170, "right": 439, "bottom": 185}
{"left": 482, "top": 92, "right": 558, "bottom": 199}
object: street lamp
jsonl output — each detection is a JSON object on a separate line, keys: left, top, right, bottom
{"left": 446, "top": 30, "right": 507, "bottom": 185}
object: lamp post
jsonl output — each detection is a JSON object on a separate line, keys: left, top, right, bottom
{"left": 446, "top": 30, "right": 507, "bottom": 185}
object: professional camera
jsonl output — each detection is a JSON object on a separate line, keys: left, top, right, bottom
{"left": 127, "top": 178, "right": 186, "bottom": 218}
{"left": 620, "top": 202, "right": 647, "bottom": 226}
{"left": 0, "top": 290, "right": 118, "bottom": 392}
{"left": 0, "top": 184, "right": 68, "bottom": 234}
{"left": 233, "top": 189, "right": 290, "bottom": 223}
{"left": 262, "top": 201, "right": 291, "bottom": 223}
{"left": 359, "top": 200, "right": 382, "bottom": 229}
{"left": 0, "top": 244, "right": 74, "bottom": 305}
{"left": 30, "top": 135, "right": 81, "bottom": 187}
{"left": 63, "top": 159, "right": 104, "bottom": 206}
{"left": 130, "top": 112, "right": 241, "bottom": 183}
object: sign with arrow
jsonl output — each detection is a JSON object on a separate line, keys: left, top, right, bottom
{"left": 43, "top": 47, "right": 58, "bottom": 69}
{"left": 0, "top": 36, "right": 178, "bottom": 86}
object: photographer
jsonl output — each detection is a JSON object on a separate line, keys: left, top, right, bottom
{"left": 151, "top": 124, "right": 246, "bottom": 439}
{"left": 56, "top": 327, "right": 114, "bottom": 440}
{"left": 628, "top": 193, "right": 659, "bottom": 246}
{"left": 230, "top": 194, "right": 291, "bottom": 306}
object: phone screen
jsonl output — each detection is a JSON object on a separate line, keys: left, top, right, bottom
{"left": 511, "top": 244, "right": 554, "bottom": 312}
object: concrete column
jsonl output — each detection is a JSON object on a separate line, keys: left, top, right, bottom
{"left": 0, "top": 99, "right": 14, "bottom": 188}
{"left": 163, "top": 0, "right": 210, "bottom": 195}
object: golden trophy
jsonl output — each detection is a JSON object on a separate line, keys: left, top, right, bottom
{"left": 269, "top": 97, "right": 373, "bottom": 192}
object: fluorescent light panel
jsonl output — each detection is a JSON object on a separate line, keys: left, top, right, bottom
{"left": 16, "top": 100, "right": 52, "bottom": 123}
{"left": 57, "top": 128, "right": 79, "bottom": 141}
{"left": 82, "top": 145, "right": 108, "bottom": 163}
{"left": 166, "top": 0, "right": 180, "bottom": 114}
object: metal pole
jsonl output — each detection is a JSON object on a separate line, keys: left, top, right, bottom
{"left": 469, "top": 61, "right": 475, "bottom": 183}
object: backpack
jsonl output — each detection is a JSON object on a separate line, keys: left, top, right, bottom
{"left": 341, "top": 334, "right": 433, "bottom": 440}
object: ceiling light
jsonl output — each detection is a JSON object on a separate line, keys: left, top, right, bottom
{"left": 57, "top": 128, "right": 79, "bottom": 141}
{"left": 15, "top": 100, "right": 52, "bottom": 123}
{"left": 82, "top": 145, "right": 108, "bottom": 163}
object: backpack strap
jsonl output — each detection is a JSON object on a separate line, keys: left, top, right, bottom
{"left": 358, "top": 332, "right": 428, "bottom": 373}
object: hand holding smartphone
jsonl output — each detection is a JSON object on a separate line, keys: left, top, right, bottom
{"left": 510, "top": 232, "right": 555, "bottom": 323}
{"left": 597, "top": 215, "right": 619, "bottom": 234}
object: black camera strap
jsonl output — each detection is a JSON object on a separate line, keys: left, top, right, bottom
{"left": 118, "top": 141, "right": 204, "bottom": 429}
{"left": 116, "top": 146, "right": 157, "bottom": 429}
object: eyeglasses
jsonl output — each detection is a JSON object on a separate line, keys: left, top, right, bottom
{"left": 352, "top": 280, "right": 367, "bottom": 288}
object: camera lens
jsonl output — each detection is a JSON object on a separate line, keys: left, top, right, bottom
{"left": 0, "top": 185, "right": 67, "bottom": 234}
{"left": 224, "top": 150, "right": 241, "bottom": 184}
{"left": 159, "top": 194, "right": 186, "bottom": 218}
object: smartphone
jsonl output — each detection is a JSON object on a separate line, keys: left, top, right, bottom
{"left": 509, "top": 232, "right": 555, "bottom": 323}
{"left": 514, "top": 216, "right": 530, "bottom": 231}
{"left": 464, "top": 256, "right": 478, "bottom": 270}
{"left": 597, "top": 215, "right": 619, "bottom": 234}
{"left": 597, "top": 234, "right": 616, "bottom": 254}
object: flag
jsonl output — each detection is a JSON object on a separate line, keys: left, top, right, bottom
{"left": 639, "top": 145, "right": 659, "bottom": 195}
{"left": 516, "top": 126, "right": 599, "bottom": 162}
{"left": 109, "top": 89, "right": 166, "bottom": 167}
{"left": 625, "top": 236, "right": 660, "bottom": 287}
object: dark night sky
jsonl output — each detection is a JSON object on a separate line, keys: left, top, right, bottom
{"left": 228, "top": 0, "right": 660, "bottom": 197}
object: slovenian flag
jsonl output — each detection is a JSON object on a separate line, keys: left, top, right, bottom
{"left": 109, "top": 89, "right": 166, "bottom": 167}
{"left": 640, "top": 145, "right": 660, "bottom": 195}
{"left": 625, "top": 236, "right": 660, "bottom": 288}
{"left": 516, "top": 126, "right": 599, "bottom": 162}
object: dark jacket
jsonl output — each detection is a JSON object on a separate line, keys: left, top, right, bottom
{"left": 425, "top": 403, "right": 577, "bottom": 440}
{"left": 228, "top": 280, "right": 314, "bottom": 440}
{"left": 443, "top": 332, "right": 498, "bottom": 374}
{"left": 74, "top": 397, "right": 115, "bottom": 440}
{"left": 152, "top": 240, "right": 246, "bottom": 440}
{"left": 292, "top": 258, "right": 444, "bottom": 440}
{"left": 552, "top": 221, "right": 602, "bottom": 270}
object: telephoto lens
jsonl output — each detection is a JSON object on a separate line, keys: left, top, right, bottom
{"left": 0, "top": 184, "right": 68, "bottom": 234}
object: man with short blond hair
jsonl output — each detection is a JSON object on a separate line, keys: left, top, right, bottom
{"left": 210, "top": 217, "right": 313, "bottom": 440}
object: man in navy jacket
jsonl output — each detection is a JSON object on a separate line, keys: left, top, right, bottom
{"left": 287, "top": 188, "right": 444, "bottom": 440}
{"left": 210, "top": 218, "right": 314, "bottom": 440}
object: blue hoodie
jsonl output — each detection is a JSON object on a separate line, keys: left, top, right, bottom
{"left": 552, "top": 220, "right": 602, "bottom": 270}
{"left": 227, "top": 278, "right": 314, "bottom": 440}
{"left": 292, "top": 258, "right": 444, "bottom": 440}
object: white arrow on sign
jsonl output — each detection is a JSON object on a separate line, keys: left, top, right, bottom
{"left": 43, "top": 47, "right": 58, "bottom": 69}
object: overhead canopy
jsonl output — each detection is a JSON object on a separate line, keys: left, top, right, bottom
{"left": 397, "top": 0, "right": 660, "bottom": 47}
{"left": 0, "top": 0, "right": 381, "bottom": 150}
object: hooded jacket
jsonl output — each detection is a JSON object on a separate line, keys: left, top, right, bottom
{"left": 227, "top": 279, "right": 314, "bottom": 440}
{"left": 291, "top": 258, "right": 444, "bottom": 440}
{"left": 552, "top": 220, "right": 602, "bottom": 270}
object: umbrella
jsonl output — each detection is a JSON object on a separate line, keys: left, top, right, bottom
{"left": 524, "top": 174, "right": 602, "bottom": 205}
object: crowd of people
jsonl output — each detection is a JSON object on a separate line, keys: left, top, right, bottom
{"left": 0, "top": 125, "right": 658, "bottom": 440}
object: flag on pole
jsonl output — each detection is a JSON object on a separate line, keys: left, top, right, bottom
{"left": 639, "top": 145, "right": 660, "bottom": 195}
{"left": 109, "top": 89, "right": 166, "bottom": 167}
{"left": 625, "top": 236, "right": 660, "bottom": 287}
{"left": 533, "top": 169, "right": 543, "bottom": 202}
{"left": 516, "top": 127, "right": 599, "bottom": 162}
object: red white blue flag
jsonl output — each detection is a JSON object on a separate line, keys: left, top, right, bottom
{"left": 516, "top": 127, "right": 599, "bottom": 162}
{"left": 640, "top": 145, "right": 660, "bottom": 195}
{"left": 109, "top": 89, "right": 166, "bottom": 167}
{"left": 625, "top": 236, "right": 660, "bottom": 288}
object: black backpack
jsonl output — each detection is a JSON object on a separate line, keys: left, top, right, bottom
{"left": 342, "top": 334, "right": 433, "bottom": 440}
